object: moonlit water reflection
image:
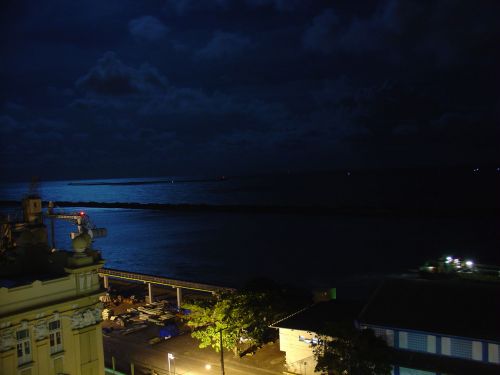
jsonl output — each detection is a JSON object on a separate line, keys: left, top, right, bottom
{"left": 49, "top": 207, "right": 500, "bottom": 289}
{"left": 2, "top": 171, "right": 499, "bottom": 289}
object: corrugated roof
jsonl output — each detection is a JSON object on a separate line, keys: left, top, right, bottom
{"left": 359, "top": 278, "right": 500, "bottom": 342}
{"left": 272, "top": 299, "right": 362, "bottom": 333}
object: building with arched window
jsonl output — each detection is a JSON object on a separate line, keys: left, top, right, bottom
{"left": 0, "top": 195, "right": 106, "bottom": 375}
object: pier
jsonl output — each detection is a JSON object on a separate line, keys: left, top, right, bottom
{"left": 98, "top": 268, "right": 235, "bottom": 307}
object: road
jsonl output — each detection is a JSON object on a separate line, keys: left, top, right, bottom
{"left": 104, "top": 332, "right": 286, "bottom": 375}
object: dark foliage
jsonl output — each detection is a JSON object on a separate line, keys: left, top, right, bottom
{"left": 314, "top": 322, "right": 392, "bottom": 375}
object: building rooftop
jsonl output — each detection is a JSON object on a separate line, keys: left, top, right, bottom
{"left": 2, "top": 195, "right": 106, "bottom": 285}
{"left": 389, "top": 347, "right": 500, "bottom": 375}
{"left": 0, "top": 272, "right": 67, "bottom": 289}
{"left": 272, "top": 299, "right": 362, "bottom": 333}
{"left": 0, "top": 247, "right": 103, "bottom": 288}
{"left": 359, "top": 277, "right": 500, "bottom": 342}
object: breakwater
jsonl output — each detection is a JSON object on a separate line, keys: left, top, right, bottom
{"left": 1, "top": 200, "right": 498, "bottom": 218}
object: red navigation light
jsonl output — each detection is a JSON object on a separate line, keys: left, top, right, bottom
{"left": 79, "top": 211, "right": 85, "bottom": 216}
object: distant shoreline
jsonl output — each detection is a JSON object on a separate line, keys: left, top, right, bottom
{"left": 0, "top": 200, "right": 498, "bottom": 217}
{"left": 67, "top": 178, "right": 227, "bottom": 186}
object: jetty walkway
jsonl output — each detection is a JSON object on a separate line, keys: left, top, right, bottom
{"left": 98, "top": 268, "right": 235, "bottom": 308}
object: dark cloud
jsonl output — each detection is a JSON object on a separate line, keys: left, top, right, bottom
{"left": 139, "top": 87, "right": 234, "bottom": 115}
{"left": 2, "top": 101, "right": 25, "bottom": 112}
{"left": 196, "top": 31, "right": 254, "bottom": 60}
{"left": 302, "top": 9, "right": 339, "bottom": 54}
{"left": 1, "top": 0, "right": 499, "bottom": 180}
{"left": 73, "top": 51, "right": 285, "bottom": 127}
{"left": 302, "top": 1, "right": 408, "bottom": 56}
{"left": 128, "top": 16, "right": 168, "bottom": 41}
{"left": 24, "top": 130, "right": 64, "bottom": 142}
{"left": 339, "top": 81, "right": 499, "bottom": 166}
{"left": 164, "top": 0, "right": 300, "bottom": 14}
{"left": 0, "top": 115, "right": 19, "bottom": 133}
{"left": 164, "top": 0, "right": 227, "bottom": 15}
{"left": 244, "top": 0, "right": 300, "bottom": 12}
{"left": 391, "top": 123, "right": 418, "bottom": 136}
{"left": 75, "top": 52, "right": 168, "bottom": 96}
{"left": 302, "top": 0, "right": 500, "bottom": 72}
{"left": 71, "top": 133, "right": 90, "bottom": 142}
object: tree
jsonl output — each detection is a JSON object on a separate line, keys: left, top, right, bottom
{"left": 313, "top": 322, "right": 392, "bottom": 375}
{"left": 183, "top": 281, "right": 311, "bottom": 356}
{"left": 183, "top": 291, "right": 276, "bottom": 355}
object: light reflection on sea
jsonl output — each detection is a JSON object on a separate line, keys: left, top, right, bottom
{"left": 49, "top": 207, "right": 500, "bottom": 289}
{"left": 1, "top": 171, "right": 499, "bottom": 289}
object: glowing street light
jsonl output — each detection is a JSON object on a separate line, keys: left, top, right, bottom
{"left": 167, "top": 353, "right": 175, "bottom": 375}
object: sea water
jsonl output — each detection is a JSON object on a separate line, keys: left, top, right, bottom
{"left": 1, "top": 170, "right": 499, "bottom": 289}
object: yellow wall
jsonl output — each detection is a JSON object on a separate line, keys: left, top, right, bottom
{"left": 0, "top": 263, "right": 105, "bottom": 375}
{"left": 279, "top": 328, "right": 320, "bottom": 375}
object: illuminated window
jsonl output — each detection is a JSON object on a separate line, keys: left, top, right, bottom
{"left": 407, "top": 332, "right": 428, "bottom": 352}
{"left": 49, "top": 320, "right": 63, "bottom": 354}
{"left": 450, "top": 337, "right": 472, "bottom": 360}
{"left": 399, "top": 367, "right": 435, "bottom": 375}
{"left": 16, "top": 329, "right": 32, "bottom": 365}
{"left": 298, "top": 335, "right": 319, "bottom": 345}
{"left": 488, "top": 343, "right": 499, "bottom": 364}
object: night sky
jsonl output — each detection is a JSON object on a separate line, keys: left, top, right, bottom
{"left": 1, "top": 0, "right": 499, "bottom": 181}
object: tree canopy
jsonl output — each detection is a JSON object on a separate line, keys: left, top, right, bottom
{"left": 183, "top": 279, "right": 311, "bottom": 355}
{"left": 313, "top": 322, "right": 392, "bottom": 375}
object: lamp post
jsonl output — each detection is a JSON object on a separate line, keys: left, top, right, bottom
{"left": 219, "top": 329, "right": 225, "bottom": 375}
{"left": 167, "top": 353, "right": 175, "bottom": 375}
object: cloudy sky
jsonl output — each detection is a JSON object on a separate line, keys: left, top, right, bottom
{"left": 1, "top": 0, "right": 499, "bottom": 180}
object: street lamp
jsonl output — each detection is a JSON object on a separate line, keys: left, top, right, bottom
{"left": 167, "top": 353, "right": 175, "bottom": 375}
{"left": 219, "top": 329, "right": 225, "bottom": 375}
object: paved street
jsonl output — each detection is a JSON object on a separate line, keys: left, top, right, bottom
{"left": 102, "top": 280, "right": 286, "bottom": 374}
{"left": 104, "top": 329, "right": 286, "bottom": 375}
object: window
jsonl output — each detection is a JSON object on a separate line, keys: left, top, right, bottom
{"left": 407, "top": 332, "right": 428, "bottom": 352}
{"left": 16, "top": 329, "right": 32, "bottom": 365}
{"left": 488, "top": 343, "right": 499, "bottom": 364}
{"left": 427, "top": 335, "right": 436, "bottom": 354}
{"left": 450, "top": 337, "right": 472, "bottom": 360}
{"left": 87, "top": 272, "right": 93, "bottom": 289}
{"left": 49, "top": 320, "right": 63, "bottom": 354}
{"left": 79, "top": 272, "right": 94, "bottom": 291}
{"left": 79, "top": 274, "right": 85, "bottom": 291}
{"left": 371, "top": 327, "right": 395, "bottom": 347}
{"left": 399, "top": 367, "right": 435, "bottom": 375}
{"left": 299, "top": 335, "right": 319, "bottom": 345}
{"left": 299, "top": 335, "right": 312, "bottom": 343}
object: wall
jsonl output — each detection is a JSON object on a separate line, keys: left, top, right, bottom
{"left": 0, "top": 264, "right": 104, "bottom": 375}
{"left": 279, "top": 328, "right": 320, "bottom": 375}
